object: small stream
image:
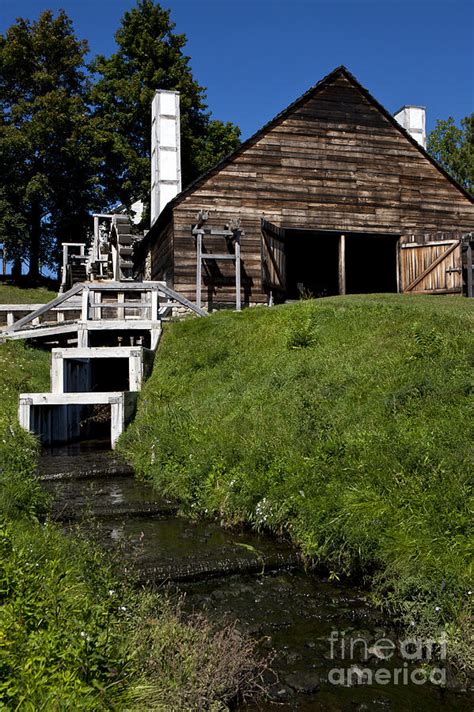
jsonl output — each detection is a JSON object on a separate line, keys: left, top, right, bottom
{"left": 39, "top": 445, "right": 473, "bottom": 711}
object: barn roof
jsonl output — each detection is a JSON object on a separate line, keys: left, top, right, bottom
{"left": 140, "top": 65, "right": 473, "bottom": 254}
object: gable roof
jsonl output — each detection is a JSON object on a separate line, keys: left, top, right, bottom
{"left": 141, "top": 65, "right": 473, "bottom": 252}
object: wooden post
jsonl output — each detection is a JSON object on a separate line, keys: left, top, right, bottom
{"left": 117, "top": 291, "right": 125, "bottom": 320}
{"left": 51, "top": 352, "right": 64, "bottom": 394}
{"left": 110, "top": 398, "right": 123, "bottom": 449}
{"left": 77, "top": 324, "right": 88, "bottom": 348}
{"left": 18, "top": 397, "right": 32, "bottom": 432}
{"left": 396, "top": 239, "right": 401, "bottom": 293}
{"left": 150, "top": 326, "right": 161, "bottom": 351}
{"left": 129, "top": 351, "right": 141, "bottom": 391}
{"left": 81, "top": 287, "right": 89, "bottom": 321}
{"left": 196, "top": 231, "right": 203, "bottom": 309}
{"left": 467, "top": 241, "right": 473, "bottom": 298}
{"left": 95, "top": 291, "right": 102, "bottom": 320}
{"left": 62, "top": 244, "right": 68, "bottom": 288}
{"left": 151, "top": 287, "right": 159, "bottom": 321}
{"left": 338, "top": 234, "right": 346, "bottom": 295}
{"left": 235, "top": 235, "right": 241, "bottom": 311}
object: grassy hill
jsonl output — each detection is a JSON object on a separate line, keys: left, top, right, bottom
{"left": 120, "top": 294, "right": 473, "bottom": 668}
{"left": 0, "top": 283, "right": 56, "bottom": 304}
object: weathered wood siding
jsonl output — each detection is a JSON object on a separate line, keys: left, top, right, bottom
{"left": 151, "top": 70, "right": 473, "bottom": 303}
{"left": 150, "top": 222, "right": 173, "bottom": 284}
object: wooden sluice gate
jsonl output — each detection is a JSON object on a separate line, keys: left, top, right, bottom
{"left": 2, "top": 279, "right": 206, "bottom": 449}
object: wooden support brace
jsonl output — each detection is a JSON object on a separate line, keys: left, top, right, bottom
{"left": 81, "top": 287, "right": 90, "bottom": 321}
{"left": 196, "top": 231, "right": 203, "bottom": 309}
{"left": 467, "top": 242, "right": 473, "bottom": 298}
{"left": 235, "top": 237, "right": 241, "bottom": 311}
{"left": 338, "top": 234, "right": 346, "bottom": 295}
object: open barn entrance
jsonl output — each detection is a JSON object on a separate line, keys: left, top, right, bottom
{"left": 285, "top": 230, "right": 340, "bottom": 299}
{"left": 345, "top": 233, "right": 399, "bottom": 294}
{"left": 262, "top": 221, "right": 399, "bottom": 300}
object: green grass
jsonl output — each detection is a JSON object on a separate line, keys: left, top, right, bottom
{"left": 0, "top": 283, "right": 56, "bottom": 304}
{"left": 0, "top": 340, "right": 50, "bottom": 518}
{"left": 120, "top": 294, "right": 474, "bottom": 669}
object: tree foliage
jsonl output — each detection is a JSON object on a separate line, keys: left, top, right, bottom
{"left": 0, "top": 2, "right": 241, "bottom": 278}
{"left": 427, "top": 114, "right": 473, "bottom": 195}
{"left": 0, "top": 11, "right": 99, "bottom": 278}
{"left": 89, "top": 0, "right": 241, "bottom": 220}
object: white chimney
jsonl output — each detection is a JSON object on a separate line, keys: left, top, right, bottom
{"left": 151, "top": 90, "right": 181, "bottom": 226}
{"left": 394, "top": 105, "right": 426, "bottom": 149}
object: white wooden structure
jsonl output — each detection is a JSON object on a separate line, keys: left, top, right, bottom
{"left": 51, "top": 347, "right": 155, "bottom": 394}
{"left": 6, "top": 279, "right": 206, "bottom": 448}
{"left": 18, "top": 391, "right": 138, "bottom": 448}
{"left": 151, "top": 90, "right": 182, "bottom": 225}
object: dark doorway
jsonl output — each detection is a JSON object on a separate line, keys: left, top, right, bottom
{"left": 64, "top": 358, "right": 129, "bottom": 393}
{"left": 345, "top": 234, "right": 398, "bottom": 294}
{"left": 280, "top": 229, "right": 399, "bottom": 299}
{"left": 285, "top": 230, "right": 340, "bottom": 299}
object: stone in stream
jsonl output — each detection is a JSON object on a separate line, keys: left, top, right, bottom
{"left": 284, "top": 671, "right": 321, "bottom": 693}
{"left": 266, "top": 683, "right": 294, "bottom": 702}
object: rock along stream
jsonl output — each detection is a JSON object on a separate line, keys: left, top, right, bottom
{"left": 38, "top": 444, "right": 472, "bottom": 712}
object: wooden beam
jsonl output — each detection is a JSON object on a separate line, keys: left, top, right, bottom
{"left": 201, "top": 253, "right": 237, "bottom": 261}
{"left": 88, "top": 301, "right": 151, "bottom": 309}
{"left": 157, "top": 282, "right": 208, "bottom": 317}
{"left": 338, "top": 233, "right": 346, "bottom": 295}
{"left": 235, "top": 238, "right": 241, "bottom": 311}
{"left": 396, "top": 239, "right": 401, "bottom": 293}
{"left": 151, "top": 287, "right": 159, "bottom": 321}
{"left": 467, "top": 241, "right": 473, "bottom": 298}
{"left": 6, "top": 283, "right": 83, "bottom": 333}
{"left": 81, "top": 287, "right": 90, "bottom": 321}
{"left": 3, "top": 322, "right": 78, "bottom": 340}
{"left": 196, "top": 231, "right": 202, "bottom": 309}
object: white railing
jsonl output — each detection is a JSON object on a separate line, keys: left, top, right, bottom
{"left": 2, "top": 280, "right": 207, "bottom": 335}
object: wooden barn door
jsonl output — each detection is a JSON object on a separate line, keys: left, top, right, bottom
{"left": 400, "top": 240, "right": 462, "bottom": 294}
{"left": 261, "top": 219, "right": 286, "bottom": 292}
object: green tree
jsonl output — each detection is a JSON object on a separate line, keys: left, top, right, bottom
{"left": 0, "top": 11, "right": 99, "bottom": 279}
{"left": 89, "top": 0, "right": 240, "bottom": 221}
{"left": 427, "top": 114, "right": 473, "bottom": 195}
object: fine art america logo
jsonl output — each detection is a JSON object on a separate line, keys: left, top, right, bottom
{"left": 327, "top": 630, "right": 447, "bottom": 686}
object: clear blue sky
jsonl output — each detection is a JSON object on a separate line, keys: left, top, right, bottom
{"left": 1, "top": 0, "right": 473, "bottom": 139}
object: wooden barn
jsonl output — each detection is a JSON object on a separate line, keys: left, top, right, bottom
{"left": 136, "top": 66, "right": 474, "bottom": 309}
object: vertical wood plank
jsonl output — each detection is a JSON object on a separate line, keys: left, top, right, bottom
{"left": 51, "top": 353, "right": 64, "bottom": 394}
{"left": 235, "top": 238, "right": 241, "bottom": 311}
{"left": 338, "top": 234, "right": 346, "bottom": 295}
{"left": 129, "top": 352, "right": 141, "bottom": 391}
{"left": 396, "top": 239, "right": 401, "bottom": 293}
{"left": 117, "top": 291, "right": 125, "bottom": 320}
{"left": 81, "top": 287, "right": 89, "bottom": 321}
{"left": 467, "top": 242, "right": 473, "bottom": 298}
{"left": 151, "top": 287, "right": 159, "bottom": 320}
{"left": 196, "top": 232, "right": 202, "bottom": 309}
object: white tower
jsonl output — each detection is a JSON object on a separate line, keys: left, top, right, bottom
{"left": 394, "top": 105, "right": 426, "bottom": 149}
{"left": 151, "top": 90, "right": 181, "bottom": 226}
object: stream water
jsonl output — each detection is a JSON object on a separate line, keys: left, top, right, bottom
{"left": 39, "top": 444, "right": 473, "bottom": 711}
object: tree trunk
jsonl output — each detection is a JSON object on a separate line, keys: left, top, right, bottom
{"left": 12, "top": 258, "right": 22, "bottom": 281}
{"left": 28, "top": 202, "right": 41, "bottom": 281}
